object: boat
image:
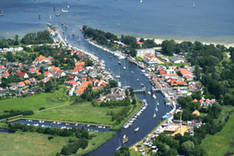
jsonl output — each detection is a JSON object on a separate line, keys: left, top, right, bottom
{"left": 155, "top": 107, "right": 158, "bottom": 112}
{"left": 134, "top": 127, "right": 139, "bottom": 132}
{"left": 140, "top": 0, "right": 143, "bottom": 4}
{"left": 61, "top": 9, "right": 69, "bottom": 13}
{"left": 122, "top": 135, "right": 128, "bottom": 144}
{"left": 148, "top": 91, "right": 151, "bottom": 95}
{"left": 55, "top": 13, "right": 61, "bottom": 17}
{"left": 0, "top": 9, "right": 3, "bottom": 16}
{"left": 116, "top": 75, "right": 120, "bottom": 79}
{"left": 123, "top": 66, "right": 126, "bottom": 70}
{"left": 193, "top": 1, "right": 196, "bottom": 7}
{"left": 118, "top": 61, "right": 121, "bottom": 64}
{"left": 153, "top": 94, "right": 156, "bottom": 99}
{"left": 153, "top": 113, "right": 156, "bottom": 118}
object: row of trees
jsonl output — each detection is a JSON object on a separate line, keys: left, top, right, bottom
{"left": 82, "top": 26, "right": 158, "bottom": 57}
{"left": 0, "top": 110, "right": 33, "bottom": 120}
{"left": 8, "top": 123, "right": 89, "bottom": 138}
{"left": 0, "top": 31, "right": 53, "bottom": 49}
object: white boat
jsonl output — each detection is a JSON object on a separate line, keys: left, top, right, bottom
{"left": 148, "top": 91, "right": 151, "bottom": 95}
{"left": 123, "top": 66, "right": 126, "bottom": 70}
{"left": 0, "top": 9, "right": 3, "bottom": 16}
{"left": 153, "top": 94, "right": 156, "bottom": 99}
{"left": 122, "top": 135, "right": 128, "bottom": 144}
{"left": 153, "top": 113, "right": 156, "bottom": 118}
{"left": 61, "top": 9, "right": 69, "bottom": 13}
{"left": 116, "top": 75, "right": 120, "bottom": 79}
{"left": 140, "top": 0, "right": 143, "bottom": 4}
{"left": 134, "top": 127, "right": 139, "bottom": 132}
{"left": 155, "top": 107, "right": 158, "bottom": 112}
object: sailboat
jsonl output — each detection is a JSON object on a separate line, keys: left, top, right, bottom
{"left": 193, "top": 1, "right": 196, "bottom": 8}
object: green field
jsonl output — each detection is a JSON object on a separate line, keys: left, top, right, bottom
{"left": 0, "top": 132, "right": 68, "bottom": 156}
{"left": 0, "top": 87, "right": 70, "bottom": 115}
{"left": 78, "top": 132, "right": 116, "bottom": 156}
{"left": 31, "top": 101, "right": 125, "bottom": 125}
{"left": 201, "top": 106, "right": 234, "bottom": 156}
{"left": 130, "top": 150, "right": 142, "bottom": 156}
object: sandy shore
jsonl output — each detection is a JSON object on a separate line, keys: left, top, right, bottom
{"left": 152, "top": 38, "right": 234, "bottom": 48}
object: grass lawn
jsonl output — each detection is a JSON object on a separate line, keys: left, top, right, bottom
{"left": 0, "top": 86, "right": 70, "bottom": 115}
{"left": 77, "top": 131, "right": 116, "bottom": 156}
{"left": 31, "top": 101, "right": 125, "bottom": 125}
{"left": 0, "top": 132, "right": 69, "bottom": 156}
{"left": 130, "top": 150, "right": 142, "bottom": 156}
{"left": 201, "top": 106, "right": 234, "bottom": 156}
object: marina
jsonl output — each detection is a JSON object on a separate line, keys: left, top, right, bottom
{"left": 9, "top": 119, "right": 110, "bottom": 132}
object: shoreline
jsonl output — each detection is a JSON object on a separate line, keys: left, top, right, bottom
{"left": 112, "top": 31, "right": 234, "bottom": 48}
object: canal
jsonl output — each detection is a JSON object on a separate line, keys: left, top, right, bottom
{"left": 55, "top": 23, "right": 172, "bottom": 155}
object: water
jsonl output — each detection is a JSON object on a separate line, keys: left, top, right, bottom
{"left": 0, "top": 0, "right": 234, "bottom": 43}
{"left": 0, "top": 0, "right": 232, "bottom": 155}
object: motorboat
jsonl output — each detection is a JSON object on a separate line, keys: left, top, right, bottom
{"left": 61, "top": 9, "right": 69, "bottom": 13}
{"left": 123, "top": 66, "right": 126, "bottom": 70}
{"left": 0, "top": 9, "right": 3, "bottom": 16}
{"left": 153, "top": 94, "right": 156, "bottom": 99}
{"left": 134, "top": 127, "right": 139, "bottom": 132}
{"left": 153, "top": 113, "right": 156, "bottom": 118}
{"left": 122, "top": 135, "right": 128, "bottom": 144}
{"left": 148, "top": 91, "right": 151, "bottom": 95}
{"left": 116, "top": 75, "right": 120, "bottom": 79}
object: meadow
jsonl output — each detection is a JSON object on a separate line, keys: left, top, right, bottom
{"left": 201, "top": 106, "right": 234, "bottom": 156}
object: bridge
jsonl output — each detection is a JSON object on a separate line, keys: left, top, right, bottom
{"left": 151, "top": 86, "right": 160, "bottom": 92}
{"left": 133, "top": 87, "right": 146, "bottom": 93}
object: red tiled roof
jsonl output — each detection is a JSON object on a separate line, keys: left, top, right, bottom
{"left": 17, "top": 71, "right": 26, "bottom": 77}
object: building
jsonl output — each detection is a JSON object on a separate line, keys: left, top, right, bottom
{"left": 170, "top": 56, "right": 185, "bottom": 64}
{"left": 136, "top": 48, "right": 156, "bottom": 57}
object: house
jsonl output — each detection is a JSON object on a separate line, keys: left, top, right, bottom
{"left": 178, "top": 68, "right": 193, "bottom": 80}
{"left": 144, "top": 54, "right": 158, "bottom": 65}
{"left": 76, "top": 81, "right": 92, "bottom": 95}
{"left": 18, "top": 81, "right": 25, "bottom": 87}
{"left": 192, "top": 110, "right": 200, "bottom": 116}
{"left": 3, "top": 71, "right": 10, "bottom": 78}
{"left": 105, "top": 94, "right": 125, "bottom": 101}
{"left": 170, "top": 56, "right": 184, "bottom": 64}
{"left": 17, "top": 71, "right": 29, "bottom": 79}
{"left": 136, "top": 48, "right": 156, "bottom": 57}
{"left": 24, "top": 80, "right": 31, "bottom": 85}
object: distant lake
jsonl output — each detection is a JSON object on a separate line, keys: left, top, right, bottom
{"left": 0, "top": 0, "right": 234, "bottom": 43}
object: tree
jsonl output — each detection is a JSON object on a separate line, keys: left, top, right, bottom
{"left": 181, "top": 140, "right": 195, "bottom": 155}
{"left": 161, "top": 40, "right": 176, "bottom": 56}
{"left": 115, "top": 146, "right": 130, "bottom": 156}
